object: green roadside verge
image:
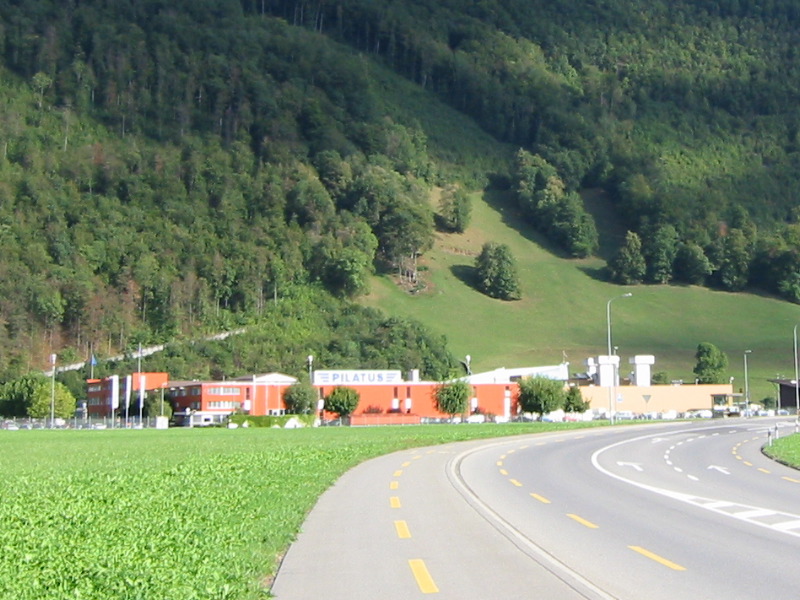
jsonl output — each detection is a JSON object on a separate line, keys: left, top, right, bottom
{"left": 763, "top": 431, "right": 800, "bottom": 468}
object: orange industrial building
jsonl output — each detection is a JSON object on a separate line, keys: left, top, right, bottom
{"left": 85, "top": 366, "right": 568, "bottom": 425}
{"left": 85, "top": 359, "right": 734, "bottom": 426}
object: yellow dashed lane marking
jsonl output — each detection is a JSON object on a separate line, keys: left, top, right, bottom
{"left": 394, "top": 520, "right": 411, "bottom": 539}
{"left": 567, "top": 514, "right": 599, "bottom": 529}
{"left": 408, "top": 559, "right": 439, "bottom": 593}
{"left": 413, "top": 455, "right": 423, "bottom": 460}
{"left": 509, "top": 479, "right": 523, "bottom": 487}
{"left": 758, "top": 468, "right": 771, "bottom": 474}
{"left": 402, "top": 461, "right": 411, "bottom": 467}
{"left": 499, "top": 469, "right": 508, "bottom": 476}
{"left": 743, "top": 461, "right": 753, "bottom": 467}
{"left": 531, "top": 493, "right": 551, "bottom": 504}
{"left": 783, "top": 476, "right": 800, "bottom": 483}
{"left": 390, "top": 481, "right": 399, "bottom": 490}
{"left": 394, "top": 470, "right": 404, "bottom": 477}
{"left": 629, "top": 546, "right": 686, "bottom": 571}
{"left": 390, "top": 496, "right": 401, "bottom": 509}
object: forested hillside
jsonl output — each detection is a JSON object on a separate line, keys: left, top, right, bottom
{"left": 1, "top": 0, "right": 800, "bottom": 385}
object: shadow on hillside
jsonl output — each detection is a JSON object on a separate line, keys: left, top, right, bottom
{"left": 450, "top": 264, "right": 479, "bottom": 292}
{"left": 581, "top": 188, "right": 627, "bottom": 261}
{"left": 480, "top": 187, "right": 570, "bottom": 258}
{"left": 576, "top": 263, "right": 611, "bottom": 283}
{"left": 481, "top": 184, "right": 630, "bottom": 265}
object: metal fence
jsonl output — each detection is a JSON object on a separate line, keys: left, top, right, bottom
{"left": 1, "top": 416, "right": 168, "bottom": 430}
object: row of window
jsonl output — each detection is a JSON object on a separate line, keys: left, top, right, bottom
{"left": 207, "top": 387, "right": 241, "bottom": 396}
{"left": 208, "top": 401, "right": 242, "bottom": 409}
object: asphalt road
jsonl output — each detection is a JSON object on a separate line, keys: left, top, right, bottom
{"left": 271, "top": 419, "right": 800, "bottom": 599}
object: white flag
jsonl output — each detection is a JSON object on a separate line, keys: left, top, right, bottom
{"left": 125, "top": 375, "right": 132, "bottom": 410}
{"left": 110, "top": 375, "right": 119, "bottom": 410}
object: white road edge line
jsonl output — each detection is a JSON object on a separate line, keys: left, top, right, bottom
{"left": 590, "top": 426, "right": 800, "bottom": 539}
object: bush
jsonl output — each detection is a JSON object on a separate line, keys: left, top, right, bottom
{"left": 324, "top": 386, "right": 360, "bottom": 417}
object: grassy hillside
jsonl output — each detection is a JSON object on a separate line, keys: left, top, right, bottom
{"left": 364, "top": 188, "right": 797, "bottom": 403}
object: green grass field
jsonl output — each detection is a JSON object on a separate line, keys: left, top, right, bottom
{"left": 364, "top": 188, "right": 800, "bottom": 403}
{"left": 0, "top": 424, "right": 599, "bottom": 599}
{"left": 766, "top": 431, "right": 800, "bottom": 467}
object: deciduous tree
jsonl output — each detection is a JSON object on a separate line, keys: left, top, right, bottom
{"left": 517, "top": 376, "right": 565, "bottom": 419}
{"left": 475, "top": 242, "right": 521, "bottom": 300}
{"left": 610, "top": 231, "right": 646, "bottom": 284}
{"left": 283, "top": 382, "right": 318, "bottom": 415}
{"left": 693, "top": 342, "right": 728, "bottom": 384}
{"left": 324, "top": 386, "right": 360, "bottom": 418}
{"left": 438, "top": 185, "right": 471, "bottom": 233}
{"left": 563, "top": 386, "right": 589, "bottom": 414}
{"left": 434, "top": 379, "right": 470, "bottom": 418}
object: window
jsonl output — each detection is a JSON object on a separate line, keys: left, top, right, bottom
{"left": 208, "top": 400, "right": 242, "bottom": 410}
{"left": 208, "top": 387, "right": 240, "bottom": 395}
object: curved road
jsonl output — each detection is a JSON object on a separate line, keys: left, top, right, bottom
{"left": 271, "top": 419, "right": 800, "bottom": 599}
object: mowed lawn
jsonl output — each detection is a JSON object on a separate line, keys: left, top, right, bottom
{"left": 364, "top": 188, "right": 800, "bottom": 403}
{"left": 0, "top": 424, "right": 598, "bottom": 600}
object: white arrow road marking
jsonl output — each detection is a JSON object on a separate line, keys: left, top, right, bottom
{"left": 617, "top": 461, "right": 643, "bottom": 471}
{"left": 708, "top": 465, "right": 730, "bottom": 475}
{"left": 594, "top": 429, "right": 800, "bottom": 539}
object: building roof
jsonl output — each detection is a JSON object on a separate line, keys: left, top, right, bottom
{"left": 168, "top": 373, "right": 298, "bottom": 388}
{"left": 231, "top": 373, "right": 298, "bottom": 385}
{"left": 463, "top": 364, "right": 569, "bottom": 384}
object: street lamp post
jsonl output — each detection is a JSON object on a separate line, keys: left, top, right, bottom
{"left": 744, "top": 350, "right": 752, "bottom": 418}
{"left": 606, "top": 293, "right": 632, "bottom": 425}
{"left": 307, "top": 355, "right": 314, "bottom": 384}
{"left": 794, "top": 324, "right": 800, "bottom": 431}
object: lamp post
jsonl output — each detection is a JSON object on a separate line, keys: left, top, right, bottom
{"left": 743, "top": 350, "right": 752, "bottom": 418}
{"left": 606, "top": 293, "right": 632, "bottom": 424}
{"left": 307, "top": 355, "right": 314, "bottom": 384}
{"left": 794, "top": 324, "right": 800, "bottom": 431}
{"left": 49, "top": 353, "right": 56, "bottom": 428}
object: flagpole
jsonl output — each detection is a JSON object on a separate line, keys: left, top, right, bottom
{"left": 138, "top": 343, "right": 144, "bottom": 427}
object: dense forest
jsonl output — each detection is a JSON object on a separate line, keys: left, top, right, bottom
{"left": 1, "top": 0, "right": 800, "bottom": 386}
